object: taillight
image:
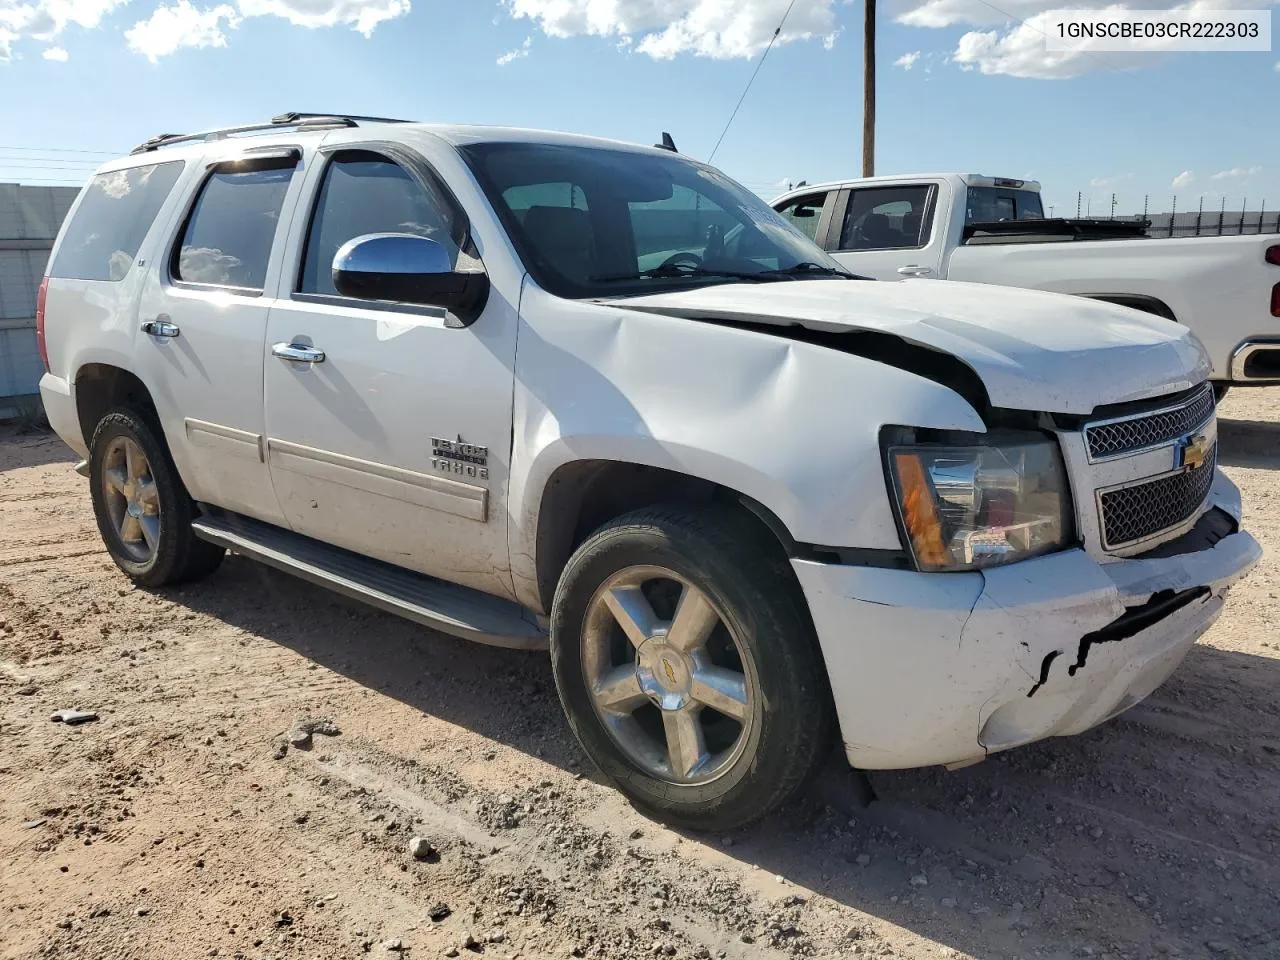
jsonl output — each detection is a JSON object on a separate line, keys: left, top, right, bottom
{"left": 35, "top": 277, "right": 50, "bottom": 372}
{"left": 1267, "top": 245, "right": 1280, "bottom": 266}
{"left": 1272, "top": 282, "right": 1280, "bottom": 318}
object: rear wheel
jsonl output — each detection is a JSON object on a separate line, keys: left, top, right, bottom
{"left": 89, "top": 408, "right": 224, "bottom": 587}
{"left": 550, "top": 505, "right": 834, "bottom": 831}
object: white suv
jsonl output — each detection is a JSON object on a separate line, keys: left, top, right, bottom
{"left": 38, "top": 112, "right": 1260, "bottom": 830}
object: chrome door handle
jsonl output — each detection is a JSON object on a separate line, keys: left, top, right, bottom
{"left": 271, "top": 342, "right": 326, "bottom": 364}
{"left": 897, "top": 265, "right": 934, "bottom": 278}
{"left": 141, "top": 318, "right": 180, "bottom": 338}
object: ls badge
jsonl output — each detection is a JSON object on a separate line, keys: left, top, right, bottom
{"left": 432, "top": 436, "right": 489, "bottom": 481}
{"left": 1176, "top": 432, "right": 1212, "bottom": 471}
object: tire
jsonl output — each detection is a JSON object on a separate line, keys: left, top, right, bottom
{"left": 88, "top": 407, "right": 225, "bottom": 587}
{"left": 549, "top": 504, "right": 834, "bottom": 832}
{"left": 1213, "top": 383, "right": 1230, "bottom": 404}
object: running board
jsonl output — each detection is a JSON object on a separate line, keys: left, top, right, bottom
{"left": 191, "top": 512, "right": 547, "bottom": 650}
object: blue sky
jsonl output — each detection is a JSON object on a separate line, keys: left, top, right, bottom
{"left": 1, "top": 0, "right": 1277, "bottom": 215}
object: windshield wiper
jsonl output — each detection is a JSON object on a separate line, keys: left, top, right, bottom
{"left": 756, "top": 262, "right": 868, "bottom": 280}
{"left": 590, "top": 264, "right": 774, "bottom": 284}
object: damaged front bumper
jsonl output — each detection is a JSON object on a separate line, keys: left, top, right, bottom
{"left": 792, "top": 472, "right": 1262, "bottom": 771}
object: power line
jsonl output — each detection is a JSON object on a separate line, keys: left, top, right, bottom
{"left": 0, "top": 176, "right": 88, "bottom": 183}
{"left": 0, "top": 158, "right": 105, "bottom": 168}
{"left": 0, "top": 145, "right": 122, "bottom": 155}
{"left": 708, "top": 0, "right": 799, "bottom": 164}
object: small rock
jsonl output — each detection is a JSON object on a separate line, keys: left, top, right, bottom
{"left": 487, "top": 929, "right": 506, "bottom": 943}
{"left": 429, "top": 903, "right": 452, "bottom": 922}
{"left": 16, "top": 685, "right": 37, "bottom": 696}
{"left": 22, "top": 819, "right": 46, "bottom": 829}
{"left": 856, "top": 854, "right": 871, "bottom": 867}
{"left": 910, "top": 873, "right": 928, "bottom": 887}
{"left": 941, "top": 898, "right": 957, "bottom": 909}
{"left": 383, "top": 939, "right": 403, "bottom": 952}
{"left": 409, "top": 837, "right": 439, "bottom": 861}
{"left": 135, "top": 907, "right": 150, "bottom": 917}
{"left": 462, "top": 932, "right": 481, "bottom": 952}
{"left": 1090, "top": 827, "right": 1104, "bottom": 840}
{"left": 50, "top": 708, "right": 98, "bottom": 725}
{"left": 720, "top": 836, "right": 734, "bottom": 847}
{"left": 629, "top": 828, "right": 644, "bottom": 840}
{"left": 275, "top": 911, "right": 293, "bottom": 928}
{"left": 444, "top": 950, "right": 459, "bottom": 959}
{"left": 271, "top": 739, "right": 288, "bottom": 760}
{"left": 1206, "top": 943, "right": 1231, "bottom": 955}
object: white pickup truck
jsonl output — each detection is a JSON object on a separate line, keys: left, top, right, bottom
{"left": 38, "top": 116, "right": 1260, "bottom": 830}
{"left": 771, "top": 174, "right": 1280, "bottom": 396}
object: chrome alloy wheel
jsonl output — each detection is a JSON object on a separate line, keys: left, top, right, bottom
{"left": 581, "top": 565, "right": 756, "bottom": 785}
{"left": 100, "top": 436, "right": 161, "bottom": 563}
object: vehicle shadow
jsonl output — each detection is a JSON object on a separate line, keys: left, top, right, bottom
{"left": 1218, "top": 417, "right": 1280, "bottom": 469}
{"left": 0, "top": 426, "right": 77, "bottom": 471}
{"left": 164, "top": 556, "right": 1280, "bottom": 960}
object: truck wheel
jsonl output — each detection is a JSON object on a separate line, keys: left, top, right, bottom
{"left": 550, "top": 505, "right": 834, "bottom": 831}
{"left": 88, "top": 408, "right": 225, "bottom": 587}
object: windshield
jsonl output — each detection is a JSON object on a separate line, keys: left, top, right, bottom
{"left": 460, "top": 141, "right": 850, "bottom": 299}
{"left": 965, "top": 186, "right": 1045, "bottom": 223}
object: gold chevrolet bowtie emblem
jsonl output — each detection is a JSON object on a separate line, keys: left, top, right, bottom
{"left": 1181, "top": 433, "right": 1211, "bottom": 470}
{"left": 661, "top": 658, "right": 678, "bottom": 686}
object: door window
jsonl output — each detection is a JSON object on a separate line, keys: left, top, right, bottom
{"left": 173, "top": 159, "right": 296, "bottom": 290}
{"left": 774, "top": 192, "right": 828, "bottom": 242}
{"left": 48, "top": 161, "right": 185, "bottom": 282}
{"left": 299, "top": 151, "right": 461, "bottom": 297}
{"left": 839, "top": 186, "right": 934, "bottom": 251}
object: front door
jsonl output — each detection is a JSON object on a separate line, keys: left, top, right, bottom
{"left": 262, "top": 145, "right": 519, "bottom": 601}
{"left": 134, "top": 151, "right": 304, "bottom": 525}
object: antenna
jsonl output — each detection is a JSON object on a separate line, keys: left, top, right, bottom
{"left": 654, "top": 133, "right": 677, "bottom": 153}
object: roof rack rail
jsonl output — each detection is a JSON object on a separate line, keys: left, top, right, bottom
{"left": 130, "top": 111, "right": 411, "bottom": 155}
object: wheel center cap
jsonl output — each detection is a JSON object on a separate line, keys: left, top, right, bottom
{"left": 126, "top": 500, "right": 142, "bottom": 518}
{"left": 636, "top": 640, "right": 692, "bottom": 709}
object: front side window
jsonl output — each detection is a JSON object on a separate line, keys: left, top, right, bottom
{"left": 775, "top": 192, "right": 828, "bottom": 242}
{"left": 173, "top": 160, "right": 295, "bottom": 291}
{"left": 299, "top": 151, "right": 461, "bottom": 296}
{"left": 460, "top": 142, "right": 848, "bottom": 299}
{"left": 48, "top": 161, "right": 185, "bottom": 282}
{"left": 839, "top": 186, "right": 935, "bottom": 251}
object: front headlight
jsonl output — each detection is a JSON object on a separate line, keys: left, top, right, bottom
{"left": 887, "top": 433, "right": 1072, "bottom": 571}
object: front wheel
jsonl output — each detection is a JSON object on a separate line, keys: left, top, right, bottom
{"left": 549, "top": 505, "right": 834, "bottom": 831}
{"left": 88, "top": 407, "right": 225, "bottom": 587}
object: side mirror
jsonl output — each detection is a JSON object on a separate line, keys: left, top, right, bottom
{"left": 332, "top": 233, "right": 488, "bottom": 323}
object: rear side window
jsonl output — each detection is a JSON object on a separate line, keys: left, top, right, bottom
{"left": 174, "top": 159, "right": 296, "bottom": 291}
{"left": 838, "top": 185, "right": 934, "bottom": 251}
{"left": 48, "top": 161, "right": 184, "bottom": 282}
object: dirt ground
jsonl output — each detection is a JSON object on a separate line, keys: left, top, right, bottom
{"left": 2, "top": 391, "right": 1278, "bottom": 960}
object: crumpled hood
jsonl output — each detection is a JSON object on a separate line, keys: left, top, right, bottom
{"left": 607, "top": 278, "right": 1211, "bottom": 414}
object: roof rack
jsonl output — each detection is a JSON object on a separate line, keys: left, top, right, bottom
{"left": 130, "top": 111, "right": 411, "bottom": 155}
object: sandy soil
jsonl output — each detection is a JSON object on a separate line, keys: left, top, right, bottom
{"left": 2, "top": 390, "right": 1278, "bottom": 960}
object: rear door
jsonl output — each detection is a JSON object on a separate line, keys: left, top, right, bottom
{"left": 823, "top": 181, "right": 949, "bottom": 281}
{"left": 133, "top": 149, "right": 306, "bottom": 524}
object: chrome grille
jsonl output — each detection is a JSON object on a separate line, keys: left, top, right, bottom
{"left": 1086, "top": 383, "right": 1215, "bottom": 460}
{"left": 1098, "top": 445, "right": 1217, "bottom": 549}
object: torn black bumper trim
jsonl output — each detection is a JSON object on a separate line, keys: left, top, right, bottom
{"left": 1067, "top": 585, "right": 1212, "bottom": 678}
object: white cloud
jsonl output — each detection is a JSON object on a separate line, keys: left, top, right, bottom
{"left": 1089, "top": 174, "right": 1130, "bottom": 188}
{"left": 1210, "top": 165, "right": 1261, "bottom": 180}
{"left": 234, "top": 0, "right": 407, "bottom": 36}
{"left": 894, "top": 50, "right": 921, "bottom": 69}
{"left": 502, "top": 0, "right": 839, "bottom": 59}
{"left": 126, "top": 1, "right": 239, "bottom": 61}
{"left": 496, "top": 34, "right": 531, "bottom": 65}
{"left": 900, "top": 0, "right": 1280, "bottom": 79}
{"left": 1172, "top": 170, "right": 1194, "bottom": 189}
{"left": 41, "top": 43, "right": 66, "bottom": 59}
{"left": 0, "top": 0, "right": 128, "bottom": 60}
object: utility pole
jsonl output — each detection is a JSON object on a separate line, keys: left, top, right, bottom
{"left": 862, "top": 0, "right": 875, "bottom": 177}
